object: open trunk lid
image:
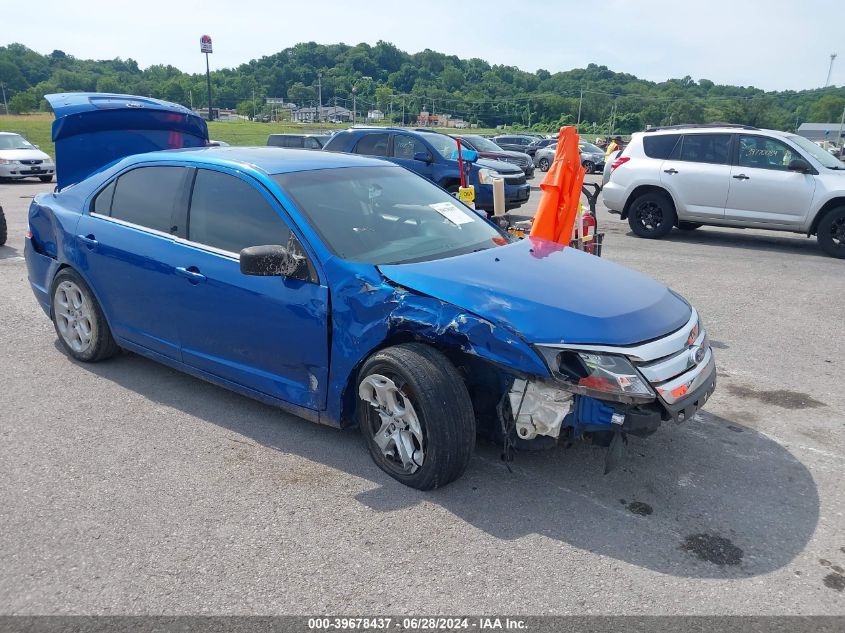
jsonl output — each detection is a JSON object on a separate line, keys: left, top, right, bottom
{"left": 46, "top": 93, "right": 208, "bottom": 189}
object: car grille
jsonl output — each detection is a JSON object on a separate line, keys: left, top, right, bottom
{"left": 502, "top": 173, "right": 527, "bottom": 185}
{"left": 19, "top": 159, "right": 43, "bottom": 165}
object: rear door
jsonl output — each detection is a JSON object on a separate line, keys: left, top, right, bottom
{"left": 75, "top": 165, "right": 189, "bottom": 359}
{"left": 724, "top": 134, "right": 816, "bottom": 226}
{"left": 169, "top": 167, "right": 329, "bottom": 410}
{"left": 658, "top": 133, "right": 732, "bottom": 220}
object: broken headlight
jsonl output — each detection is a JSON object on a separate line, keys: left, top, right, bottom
{"left": 536, "top": 346, "right": 655, "bottom": 404}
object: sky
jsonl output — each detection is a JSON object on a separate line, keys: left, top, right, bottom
{"left": 5, "top": 0, "right": 843, "bottom": 92}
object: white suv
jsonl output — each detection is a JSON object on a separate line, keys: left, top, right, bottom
{"left": 601, "top": 124, "right": 845, "bottom": 258}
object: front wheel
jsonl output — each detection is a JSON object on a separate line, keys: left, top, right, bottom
{"left": 51, "top": 268, "right": 119, "bottom": 362}
{"left": 538, "top": 157, "right": 550, "bottom": 172}
{"left": 0, "top": 209, "right": 6, "bottom": 246}
{"left": 583, "top": 160, "right": 595, "bottom": 174}
{"left": 817, "top": 206, "right": 845, "bottom": 259}
{"left": 628, "top": 191, "right": 677, "bottom": 239}
{"left": 357, "top": 343, "right": 475, "bottom": 490}
{"left": 39, "top": 175, "right": 53, "bottom": 183}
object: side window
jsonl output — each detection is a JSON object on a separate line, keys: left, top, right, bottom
{"left": 283, "top": 136, "right": 304, "bottom": 148}
{"left": 643, "top": 134, "right": 681, "bottom": 159}
{"left": 678, "top": 134, "right": 731, "bottom": 165}
{"left": 737, "top": 135, "right": 794, "bottom": 171}
{"left": 111, "top": 166, "right": 187, "bottom": 233}
{"left": 188, "top": 169, "right": 291, "bottom": 254}
{"left": 305, "top": 137, "right": 321, "bottom": 149}
{"left": 354, "top": 133, "right": 390, "bottom": 157}
{"left": 392, "top": 134, "right": 428, "bottom": 160}
{"left": 92, "top": 180, "right": 116, "bottom": 215}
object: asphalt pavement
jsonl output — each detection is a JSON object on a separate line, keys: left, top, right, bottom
{"left": 1, "top": 175, "right": 843, "bottom": 615}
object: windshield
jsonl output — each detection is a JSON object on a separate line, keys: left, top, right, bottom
{"left": 580, "top": 143, "right": 602, "bottom": 153}
{"left": 417, "top": 132, "right": 461, "bottom": 159}
{"left": 0, "top": 134, "right": 35, "bottom": 150}
{"left": 786, "top": 134, "right": 843, "bottom": 170}
{"left": 462, "top": 135, "right": 504, "bottom": 152}
{"left": 274, "top": 166, "right": 507, "bottom": 265}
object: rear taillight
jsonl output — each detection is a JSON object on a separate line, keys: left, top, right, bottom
{"left": 611, "top": 156, "right": 630, "bottom": 171}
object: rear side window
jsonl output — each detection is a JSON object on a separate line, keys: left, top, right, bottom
{"left": 305, "top": 137, "right": 322, "bottom": 149}
{"left": 354, "top": 133, "right": 390, "bottom": 157}
{"left": 643, "top": 134, "right": 681, "bottom": 159}
{"left": 92, "top": 180, "right": 116, "bottom": 215}
{"left": 110, "top": 166, "right": 187, "bottom": 233}
{"left": 188, "top": 169, "right": 291, "bottom": 254}
{"left": 679, "top": 134, "right": 731, "bottom": 164}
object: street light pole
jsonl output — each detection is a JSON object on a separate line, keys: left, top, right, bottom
{"left": 205, "top": 52, "right": 213, "bottom": 121}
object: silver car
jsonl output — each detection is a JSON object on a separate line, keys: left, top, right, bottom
{"left": 0, "top": 132, "right": 56, "bottom": 182}
{"left": 533, "top": 141, "right": 607, "bottom": 174}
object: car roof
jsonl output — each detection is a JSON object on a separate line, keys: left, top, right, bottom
{"left": 641, "top": 125, "right": 786, "bottom": 137}
{"left": 123, "top": 146, "right": 394, "bottom": 175}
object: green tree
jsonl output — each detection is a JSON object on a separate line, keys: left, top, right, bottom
{"left": 287, "top": 81, "right": 316, "bottom": 106}
{"left": 8, "top": 91, "right": 36, "bottom": 113}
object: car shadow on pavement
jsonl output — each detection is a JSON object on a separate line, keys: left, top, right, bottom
{"left": 630, "top": 227, "right": 827, "bottom": 258}
{"left": 73, "top": 348, "right": 819, "bottom": 580}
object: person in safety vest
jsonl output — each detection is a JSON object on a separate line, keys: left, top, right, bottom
{"left": 605, "top": 135, "right": 623, "bottom": 158}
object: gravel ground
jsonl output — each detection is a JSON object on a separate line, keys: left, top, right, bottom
{"left": 0, "top": 176, "right": 843, "bottom": 615}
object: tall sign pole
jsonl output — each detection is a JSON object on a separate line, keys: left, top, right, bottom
{"left": 200, "top": 35, "right": 213, "bottom": 120}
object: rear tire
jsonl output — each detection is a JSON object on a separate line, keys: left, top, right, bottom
{"left": 817, "top": 206, "right": 845, "bottom": 259}
{"left": 583, "top": 160, "right": 595, "bottom": 174}
{"left": 0, "top": 208, "right": 6, "bottom": 246}
{"left": 628, "top": 191, "right": 676, "bottom": 239}
{"left": 677, "top": 221, "right": 702, "bottom": 231}
{"left": 50, "top": 268, "right": 119, "bottom": 362}
{"left": 538, "top": 157, "right": 551, "bottom": 172}
{"left": 39, "top": 175, "right": 53, "bottom": 183}
{"left": 357, "top": 343, "right": 475, "bottom": 490}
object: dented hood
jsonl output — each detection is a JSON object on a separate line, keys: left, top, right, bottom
{"left": 378, "top": 237, "right": 692, "bottom": 346}
{"left": 46, "top": 93, "right": 208, "bottom": 189}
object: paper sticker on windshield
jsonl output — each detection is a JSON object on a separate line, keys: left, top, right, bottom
{"left": 430, "top": 202, "right": 474, "bottom": 225}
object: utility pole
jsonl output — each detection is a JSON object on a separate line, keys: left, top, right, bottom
{"left": 317, "top": 72, "right": 322, "bottom": 123}
{"left": 189, "top": 90, "right": 193, "bottom": 110}
{"left": 825, "top": 53, "right": 837, "bottom": 87}
{"left": 1, "top": 82, "right": 8, "bottom": 115}
{"left": 402, "top": 95, "right": 405, "bottom": 126}
{"left": 252, "top": 87, "right": 255, "bottom": 120}
{"left": 838, "top": 104, "right": 845, "bottom": 150}
{"left": 352, "top": 87, "right": 357, "bottom": 125}
{"left": 577, "top": 87, "right": 583, "bottom": 129}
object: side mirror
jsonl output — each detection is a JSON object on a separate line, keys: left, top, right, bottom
{"left": 240, "top": 244, "right": 310, "bottom": 281}
{"left": 788, "top": 158, "right": 812, "bottom": 173}
{"left": 413, "top": 151, "right": 433, "bottom": 163}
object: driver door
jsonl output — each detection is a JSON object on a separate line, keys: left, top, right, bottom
{"left": 170, "top": 167, "right": 329, "bottom": 410}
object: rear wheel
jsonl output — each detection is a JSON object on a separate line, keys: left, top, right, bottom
{"left": 39, "top": 175, "right": 53, "bottom": 183}
{"left": 583, "top": 160, "right": 595, "bottom": 174}
{"left": 628, "top": 191, "right": 677, "bottom": 239}
{"left": 817, "top": 206, "right": 845, "bottom": 259}
{"left": 677, "top": 221, "right": 702, "bottom": 231}
{"left": 357, "top": 343, "right": 475, "bottom": 490}
{"left": 538, "top": 157, "right": 551, "bottom": 172}
{"left": 51, "top": 269, "right": 119, "bottom": 362}
{"left": 0, "top": 208, "right": 6, "bottom": 246}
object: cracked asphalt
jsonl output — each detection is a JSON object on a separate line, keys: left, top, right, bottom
{"left": 1, "top": 174, "right": 843, "bottom": 615}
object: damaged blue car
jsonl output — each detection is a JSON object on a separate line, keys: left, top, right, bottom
{"left": 25, "top": 94, "right": 716, "bottom": 489}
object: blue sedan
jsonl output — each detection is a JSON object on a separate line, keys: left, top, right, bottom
{"left": 25, "top": 93, "right": 716, "bottom": 489}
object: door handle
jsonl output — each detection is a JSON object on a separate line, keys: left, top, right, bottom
{"left": 732, "top": 174, "right": 750, "bottom": 180}
{"left": 175, "top": 266, "right": 207, "bottom": 284}
{"left": 77, "top": 234, "right": 98, "bottom": 250}
{"left": 663, "top": 168, "right": 678, "bottom": 175}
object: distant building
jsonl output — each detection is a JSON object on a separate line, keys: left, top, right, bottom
{"left": 416, "top": 110, "right": 466, "bottom": 128}
{"left": 796, "top": 122, "right": 845, "bottom": 142}
{"left": 265, "top": 97, "right": 297, "bottom": 110}
{"left": 367, "top": 109, "right": 385, "bottom": 121}
{"left": 292, "top": 105, "right": 352, "bottom": 123}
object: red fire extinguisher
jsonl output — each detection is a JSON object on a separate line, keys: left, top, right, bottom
{"left": 577, "top": 212, "right": 597, "bottom": 254}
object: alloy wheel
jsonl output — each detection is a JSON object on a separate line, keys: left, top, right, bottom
{"left": 54, "top": 280, "right": 94, "bottom": 354}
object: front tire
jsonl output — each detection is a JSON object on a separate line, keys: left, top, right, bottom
{"left": 817, "top": 206, "right": 845, "bottom": 259}
{"left": 357, "top": 343, "right": 475, "bottom": 490}
{"left": 628, "top": 191, "right": 677, "bottom": 239}
{"left": 51, "top": 269, "right": 119, "bottom": 362}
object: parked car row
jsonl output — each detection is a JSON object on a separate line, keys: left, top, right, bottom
{"left": 0, "top": 132, "right": 56, "bottom": 183}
